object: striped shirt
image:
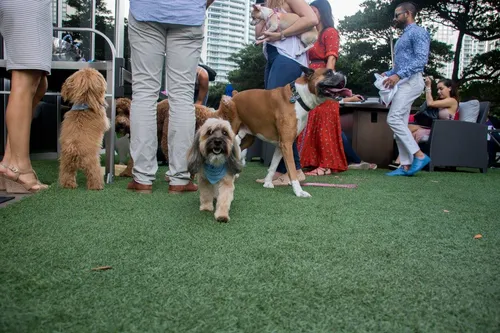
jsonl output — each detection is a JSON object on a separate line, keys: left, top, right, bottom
{"left": 130, "top": 0, "right": 207, "bottom": 26}
{"left": 384, "top": 23, "right": 430, "bottom": 79}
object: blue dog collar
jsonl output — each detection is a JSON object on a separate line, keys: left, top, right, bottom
{"left": 70, "top": 103, "right": 90, "bottom": 111}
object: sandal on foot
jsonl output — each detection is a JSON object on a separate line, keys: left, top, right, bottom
{"left": 304, "top": 167, "right": 331, "bottom": 176}
{"left": 4, "top": 167, "right": 48, "bottom": 194}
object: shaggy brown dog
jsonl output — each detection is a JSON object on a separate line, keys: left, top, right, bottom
{"left": 117, "top": 96, "right": 236, "bottom": 178}
{"left": 187, "top": 118, "right": 242, "bottom": 222}
{"left": 59, "top": 68, "right": 110, "bottom": 190}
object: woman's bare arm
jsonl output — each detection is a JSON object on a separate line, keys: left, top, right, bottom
{"left": 256, "top": 0, "right": 318, "bottom": 43}
{"left": 326, "top": 56, "right": 336, "bottom": 70}
{"left": 283, "top": 0, "right": 319, "bottom": 36}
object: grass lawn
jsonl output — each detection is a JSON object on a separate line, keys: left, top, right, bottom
{"left": 1, "top": 160, "right": 499, "bottom": 332}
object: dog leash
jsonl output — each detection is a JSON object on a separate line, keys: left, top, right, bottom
{"left": 301, "top": 182, "right": 358, "bottom": 189}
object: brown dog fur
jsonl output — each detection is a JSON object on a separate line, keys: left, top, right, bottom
{"left": 226, "top": 67, "right": 348, "bottom": 197}
{"left": 59, "top": 68, "right": 110, "bottom": 190}
{"left": 117, "top": 96, "right": 236, "bottom": 178}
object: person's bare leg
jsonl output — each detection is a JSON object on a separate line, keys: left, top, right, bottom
{"left": 2, "top": 70, "right": 46, "bottom": 190}
{"left": 1, "top": 75, "right": 46, "bottom": 171}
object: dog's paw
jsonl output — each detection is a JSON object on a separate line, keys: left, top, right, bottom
{"left": 295, "top": 190, "right": 311, "bottom": 198}
{"left": 215, "top": 214, "right": 230, "bottom": 223}
{"left": 263, "top": 181, "right": 274, "bottom": 189}
{"left": 257, "top": 35, "right": 265, "bottom": 40}
{"left": 200, "top": 204, "right": 214, "bottom": 212}
{"left": 60, "top": 181, "right": 77, "bottom": 189}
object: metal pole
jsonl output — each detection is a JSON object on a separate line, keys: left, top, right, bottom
{"left": 57, "top": 0, "right": 63, "bottom": 39}
{"left": 390, "top": 33, "right": 395, "bottom": 68}
{"left": 114, "top": 0, "right": 125, "bottom": 58}
{"left": 90, "top": 0, "right": 96, "bottom": 61}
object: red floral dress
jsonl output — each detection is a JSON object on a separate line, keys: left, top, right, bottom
{"left": 297, "top": 27, "right": 347, "bottom": 173}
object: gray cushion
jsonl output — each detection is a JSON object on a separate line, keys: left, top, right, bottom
{"left": 459, "top": 100, "right": 480, "bottom": 123}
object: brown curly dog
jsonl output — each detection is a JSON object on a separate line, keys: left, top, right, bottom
{"left": 59, "top": 68, "right": 110, "bottom": 190}
{"left": 117, "top": 96, "right": 236, "bottom": 178}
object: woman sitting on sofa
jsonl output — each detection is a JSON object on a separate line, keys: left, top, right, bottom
{"left": 392, "top": 77, "right": 459, "bottom": 167}
{"left": 409, "top": 77, "right": 460, "bottom": 137}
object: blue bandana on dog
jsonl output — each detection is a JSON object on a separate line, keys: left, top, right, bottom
{"left": 204, "top": 163, "right": 227, "bottom": 184}
{"left": 70, "top": 103, "right": 90, "bottom": 111}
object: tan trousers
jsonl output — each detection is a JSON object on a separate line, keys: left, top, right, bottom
{"left": 128, "top": 13, "right": 203, "bottom": 185}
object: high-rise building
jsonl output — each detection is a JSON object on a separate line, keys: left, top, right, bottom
{"left": 201, "top": 0, "right": 256, "bottom": 83}
{"left": 431, "top": 22, "right": 499, "bottom": 79}
{"left": 433, "top": 24, "right": 459, "bottom": 78}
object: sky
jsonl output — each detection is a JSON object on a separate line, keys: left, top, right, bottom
{"left": 327, "top": 0, "right": 364, "bottom": 25}
{"left": 106, "top": 0, "right": 365, "bottom": 24}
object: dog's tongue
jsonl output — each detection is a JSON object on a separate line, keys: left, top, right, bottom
{"left": 327, "top": 88, "right": 352, "bottom": 97}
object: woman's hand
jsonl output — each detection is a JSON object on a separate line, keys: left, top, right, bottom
{"left": 425, "top": 76, "right": 432, "bottom": 88}
{"left": 255, "top": 31, "right": 281, "bottom": 44}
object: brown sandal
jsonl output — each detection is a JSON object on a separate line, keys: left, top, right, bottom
{"left": 4, "top": 167, "right": 48, "bottom": 194}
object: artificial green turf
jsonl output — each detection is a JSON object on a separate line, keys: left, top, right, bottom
{"left": 1, "top": 160, "right": 499, "bottom": 332}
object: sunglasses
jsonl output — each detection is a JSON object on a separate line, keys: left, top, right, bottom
{"left": 394, "top": 11, "right": 407, "bottom": 18}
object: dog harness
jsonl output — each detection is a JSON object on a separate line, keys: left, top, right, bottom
{"left": 204, "top": 163, "right": 227, "bottom": 184}
{"left": 289, "top": 81, "right": 312, "bottom": 112}
{"left": 70, "top": 103, "right": 89, "bottom": 111}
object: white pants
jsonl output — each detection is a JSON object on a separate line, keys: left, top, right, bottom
{"left": 387, "top": 73, "right": 425, "bottom": 166}
{"left": 128, "top": 13, "right": 203, "bottom": 185}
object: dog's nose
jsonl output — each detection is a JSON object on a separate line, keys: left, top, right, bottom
{"left": 214, "top": 138, "right": 223, "bottom": 146}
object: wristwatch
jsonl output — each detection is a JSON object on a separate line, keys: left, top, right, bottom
{"left": 280, "top": 31, "right": 286, "bottom": 41}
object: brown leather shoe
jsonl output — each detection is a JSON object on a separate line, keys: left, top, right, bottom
{"left": 168, "top": 181, "right": 198, "bottom": 194}
{"left": 127, "top": 180, "right": 152, "bottom": 194}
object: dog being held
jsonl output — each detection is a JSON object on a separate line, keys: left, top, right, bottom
{"left": 250, "top": 4, "right": 318, "bottom": 55}
{"left": 59, "top": 68, "right": 110, "bottom": 190}
{"left": 187, "top": 118, "right": 243, "bottom": 222}
{"left": 229, "top": 66, "right": 350, "bottom": 198}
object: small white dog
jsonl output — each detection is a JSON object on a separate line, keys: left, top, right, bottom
{"left": 187, "top": 118, "right": 243, "bottom": 222}
{"left": 250, "top": 4, "right": 318, "bottom": 55}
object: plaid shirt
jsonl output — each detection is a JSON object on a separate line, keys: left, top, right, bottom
{"left": 130, "top": 0, "right": 207, "bottom": 26}
{"left": 384, "top": 23, "right": 430, "bottom": 79}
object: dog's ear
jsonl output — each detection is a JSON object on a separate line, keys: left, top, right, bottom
{"left": 252, "top": 4, "right": 259, "bottom": 9}
{"left": 227, "top": 141, "right": 243, "bottom": 176}
{"left": 60, "top": 75, "right": 74, "bottom": 104}
{"left": 187, "top": 130, "right": 203, "bottom": 176}
{"left": 300, "top": 66, "right": 315, "bottom": 79}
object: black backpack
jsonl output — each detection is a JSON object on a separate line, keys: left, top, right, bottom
{"left": 198, "top": 64, "right": 217, "bottom": 82}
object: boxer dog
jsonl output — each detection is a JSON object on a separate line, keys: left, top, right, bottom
{"left": 250, "top": 4, "right": 318, "bottom": 55}
{"left": 229, "top": 66, "right": 350, "bottom": 198}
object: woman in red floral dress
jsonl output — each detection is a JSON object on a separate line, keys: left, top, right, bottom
{"left": 297, "top": 0, "right": 348, "bottom": 176}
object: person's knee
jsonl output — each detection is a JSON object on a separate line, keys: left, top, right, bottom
{"left": 34, "top": 76, "right": 48, "bottom": 101}
{"left": 387, "top": 114, "right": 401, "bottom": 129}
{"left": 11, "top": 70, "right": 43, "bottom": 97}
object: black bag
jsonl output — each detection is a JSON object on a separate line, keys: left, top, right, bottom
{"left": 198, "top": 63, "right": 217, "bottom": 82}
{"left": 413, "top": 102, "right": 440, "bottom": 127}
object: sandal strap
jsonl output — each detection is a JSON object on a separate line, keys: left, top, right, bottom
{"left": 7, "top": 166, "right": 44, "bottom": 191}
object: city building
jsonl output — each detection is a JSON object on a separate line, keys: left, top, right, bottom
{"left": 201, "top": 0, "right": 256, "bottom": 83}
{"left": 432, "top": 22, "right": 499, "bottom": 79}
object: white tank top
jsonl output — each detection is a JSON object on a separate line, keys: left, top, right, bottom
{"left": 262, "top": 8, "right": 309, "bottom": 67}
